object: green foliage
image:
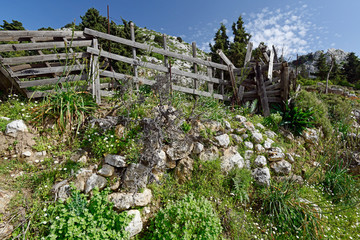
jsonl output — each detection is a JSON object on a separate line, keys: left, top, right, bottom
{"left": 227, "top": 168, "right": 252, "bottom": 203}
{"left": 181, "top": 121, "right": 192, "bottom": 133}
{"left": 148, "top": 194, "right": 222, "bottom": 240}
{"left": 260, "top": 183, "right": 322, "bottom": 239}
{"left": 0, "top": 19, "right": 25, "bottom": 30}
{"left": 43, "top": 188, "right": 132, "bottom": 239}
{"left": 241, "top": 99, "right": 258, "bottom": 115}
{"left": 315, "top": 52, "right": 329, "bottom": 80}
{"left": 275, "top": 101, "right": 315, "bottom": 136}
{"left": 342, "top": 52, "right": 360, "bottom": 84}
{"left": 177, "top": 36, "right": 183, "bottom": 43}
{"left": 209, "top": 23, "right": 230, "bottom": 65}
{"left": 0, "top": 118, "right": 9, "bottom": 132}
{"left": 294, "top": 90, "right": 333, "bottom": 137}
{"left": 154, "top": 34, "right": 164, "bottom": 46}
{"left": 32, "top": 88, "right": 96, "bottom": 134}
{"left": 262, "top": 112, "right": 282, "bottom": 131}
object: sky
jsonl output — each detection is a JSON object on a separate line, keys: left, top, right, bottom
{"left": 1, "top": 0, "right": 359, "bottom": 60}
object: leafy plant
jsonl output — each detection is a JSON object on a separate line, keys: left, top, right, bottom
{"left": 262, "top": 112, "right": 282, "bottom": 131}
{"left": 228, "top": 168, "right": 252, "bottom": 203}
{"left": 43, "top": 188, "right": 132, "bottom": 239}
{"left": 181, "top": 121, "right": 192, "bottom": 133}
{"left": 148, "top": 193, "right": 222, "bottom": 239}
{"left": 275, "top": 102, "right": 315, "bottom": 136}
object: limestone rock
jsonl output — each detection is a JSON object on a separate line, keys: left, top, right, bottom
{"left": 166, "top": 140, "right": 193, "bottom": 161}
{"left": 244, "top": 150, "right": 254, "bottom": 161}
{"left": 231, "top": 134, "right": 243, "bottom": 145}
{"left": 98, "top": 164, "right": 115, "bottom": 177}
{"left": 0, "top": 223, "right": 13, "bottom": 240}
{"left": 204, "top": 120, "right": 222, "bottom": 132}
{"left": 255, "top": 144, "right": 265, "bottom": 153}
{"left": 252, "top": 132, "right": 263, "bottom": 144}
{"left": 275, "top": 175, "right": 304, "bottom": 184}
{"left": 235, "top": 115, "right": 247, "bottom": 123}
{"left": 105, "top": 154, "right": 127, "bottom": 168}
{"left": 5, "top": 120, "right": 28, "bottom": 137}
{"left": 74, "top": 168, "right": 93, "bottom": 192}
{"left": 265, "top": 130, "right": 277, "bottom": 139}
{"left": 0, "top": 189, "right": 14, "bottom": 214}
{"left": 199, "top": 146, "right": 219, "bottom": 161}
{"left": 271, "top": 160, "right": 292, "bottom": 175}
{"left": 175, "top": 157, "right": 194, "bottom": 183}
{"left": 303, "top": 128, "right": 319, "bottom": 145}
{"left": 263, "top": 139, "right": 273, "bottom": 149}
{"left": 242, "top": 134, "right": 249, "bottom": 140}
{"left": 244, "top": 141, "right": 253, "bottom": 149}
{"left": 193, "top": 142, "right": 204, "bottom": 154}
{"left": 223, "top": 120, "right": 232, "bottom": 129}
{"left": 235, "top": 128, "right": 247, "bottom": 135}
{"left": 252, "top": 167, "right": 271, "bottom": 186}
{"left": 256, "top": 123, "right": 265, "bottom": 130}
{"left": 221, "top": 147, "right": 244, "bottom": 172}
{"left": 254, "top": 155, "right": 267, "bottom": 167}
{"left": 125, "top": 210, "right": 143, "bottom": 237}
{"left": 22, "top": 151, "right": 32, "bottom": 157}
{"left": 243, "top": 121, "right": 255, "bottom": 132}
{"left": 214, "top": 134, "right": 230, "bottom": 148}
{"left": 115, "top": 124, "right": 126, "bottom": 138}
{"left": 110, "top": 188, "right": 152, "bottom": 210}
{"left": 123, "top": 163, "right": 149, "bottom": 191}
{"left": 52, "top": 180, "right": 71, "bottom": 201}
{"left": 85, "top": 174, "right": 107, "bottom": 193}
{"left": 286, "top": 153, "right": 295, "bottom": 163}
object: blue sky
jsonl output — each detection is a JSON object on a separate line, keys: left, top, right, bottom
{"left": 1, "top": 0, "right": 359, "bottom": 60}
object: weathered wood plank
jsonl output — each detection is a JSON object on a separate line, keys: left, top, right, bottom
{"left": 0, "top": 40, "right": 92, "bottom": 52}
{"left": 91, "top": 39, "right": 101, "bottom": 104}
{"left": 207, "top": 57, "right": 213, "bottom": 94}
{"left": 84, "top": 28, "right": 229, "bottom": 71}
{"left": 192, "top": 42, "right": 198, "bottom": 89}
{"left": 281, "top": 63, "right": 289, "bottom": 102}
{"left": 272, "top": 45, "right": 278, "bottom": 63}
{"left": 130, "top": 22, "right": 139, "bottom": 91}
{"left": 244, "top": 42, "right": 253, "bottom": 67}
{"left": 256, "top": 64, "right": 270, "bottom": 116}
{"left": 12, "top": 64, "right": 86, "bottom": 77}
{"left": 233, "top": 63, "right": 283, "bottom": 75}
{"left": 238, "top": 86, "right": 245, "bottom": 101}
{"left": 0, "top": 31, "right": 87, "bottom": 41}
{"left": 268, "top": 49, "right": 274, "bottom": 81}
{"left": 266, "top": 82, "right": 282, "bottom": 91}
{"left": 87, "top": 47, "right": 229, "bottom": 85}
{"left": 19, "top": 74, "right": 87, "bottom": 88}
{"left": 1, "top": 52, "right": 88, "bottom": 65}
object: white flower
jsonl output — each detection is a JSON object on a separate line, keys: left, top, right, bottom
{"left": 56, "top": 216, "right": 59, "bottom": 220}
{"left": 42, "top": 221, "right": 47, "bottom": 224}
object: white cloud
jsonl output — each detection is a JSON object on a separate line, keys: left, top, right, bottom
{"left": 220, "top": 19, "right": 228, "bottom": 25}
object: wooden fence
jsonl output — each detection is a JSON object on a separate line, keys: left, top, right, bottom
{"left": 0, "top": 27, "right": 290, "bottom": 116}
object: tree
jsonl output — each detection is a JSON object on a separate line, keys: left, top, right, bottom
{"left": 342, "top": 52, "right": 360, "bottom": 84}
{"left": 228, "top": 16, "right": 251, "bottom": 67}
{"left": 314, "top": 52, "right": 328, "bottom": 80}
{"left": 0, "top": 20, "right": 25, "bottom": 30}
{"left": 209, "top": 23, "right": 229, "bottom": 64}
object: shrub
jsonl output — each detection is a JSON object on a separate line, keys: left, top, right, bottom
{"left": 149, "top": 194, "right": 222, "bottom": 239}
{"left": 177, "top": 36, "right": 183, "bottom": 43}
{"left": 43, "top": 188, "right": 132, "bottom": 239}
{"left": 154, "top": 35, "right": 164, "bottom": 46}
{"left": 295, "top": 90, "right": 333, "bottom": 137}
{"left": 262, "top": 112, "right": 282, "bottom": 131}
{"left": 227, "top": 168, "right": 252, "bottom": 203}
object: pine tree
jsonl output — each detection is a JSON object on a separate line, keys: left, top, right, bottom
{"left": 342, "top": 52, "right": 360, "bottom": 83}
{"left": 0, "top": 20, "right": 25, "bottom": 30}
{"left": 315, "top": 52, "right": 329, "bottom": 80}
{"left": 209, "top": 23, "right": 229, "bottom": 64}
{"left": 228, "top": 16, "right": 251, "bottom": 67}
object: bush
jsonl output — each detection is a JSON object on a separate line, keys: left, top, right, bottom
{"left": 43, "top": 188, "right": 132, "bottom": 239}
{"left": 148, "top": 194, "right": 222, "bottom": 239}
{"left": 295, "top": 90, "right": 333, "bottom": 137}
{"left": 227, "top": 168, "right": 252, "bottom": 203}
{"left": 262, "top": 112, "right": 282, "bottom": 131}
{"left": 177, "top": 36, "right": 183, "bottom": 43}
{"left": 154, "top": 35, "right": 164, "bottom": 46}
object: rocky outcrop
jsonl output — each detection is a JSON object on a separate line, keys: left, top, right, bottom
{"left": 110, "top": 188, "right": 152, "bottom": 211}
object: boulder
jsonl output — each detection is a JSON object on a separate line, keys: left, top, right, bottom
{"left": 235, "top": 128, "right": 247, "bottom": 135}
{"left": 175, "top": 157, "right": 194, "bottom": 183}
{"left": 235, "top": 115, "right": 247, "bottom": 123}
{"left": 0, "top": 223, "right": 13, "bottom": 240}
{"left": 0, "top": 189, "right": 14, "bottom": 214}
{"left": 74, "top": 168, "right": 93, "bottom": 192}
{"left": 252, "top": 167, "right": 271, "bottom": 186}
{"left": 254, "top": 155, "right": 267, "bottom": 167}
{"left": 263, "top": 139, "right": 273, "bottom": 149}
{"left": 252, "top": 132, "right": 263, "bottom": 144}
{"left": 204, "top": 120, "right": 222, "bottom": 132}
{"left": 166, "top": 140, "right": 193, "bottom": 161}
{"left": 5, "top": 120, "right": 28, "bottom": 137}
{"left": 85, "top": 174, "right": 107, "bottom": 193}
{"left": 105, "top": 154, "right": 127, "bottom": 168}
{"left": 244, "top": 141, "right": 253, "bottom": 150}
{"left": 271, "top": 160, "right": 292, "bottom": 175}
{"left": 223, "top": 120, "right": 232, "bottom": 129}
{"left": 125, "top": 210, "right": 143, "bottom": 238}
{"left": 256, "top": 123, "right": 265, "bottom": 130}
{"left": 265, "top": 130, "right": 277, "bottom": 139}
{"left": 123, "top": 163, "right": 149, "bottom": 191}
{"left": 98, "top": 164, "right": 115, "bottom": 177}
{"left": 52, "top": 180, "right": 71, "bottom": 201}
{"left": 193, "top": 142, "right": 204, "bottom": 154}
{"left": 199, "top": 146, "right": 219, "bottom": 161}
{"left": 220, "top": 147, "right": 244, "bottom": 172}
{"left": 214, "top": 134, "right": 230, "bottom": 148}
{"left": 231, "top": 134, "right": 243, "bottom": 144}
{"left": 255, "top": 144, "right": 265, "bottom": 153}
{"left": 244, "top": 150, "right": 254, "bottom": 161}
{"left": 303, "top": 128, "right": 319, "bottom": 145}
{"left": 243, "top": 121, "right": 255, "bottom": 132}
{"left": 110, "top": 188, "right": 152, "bottom": 210}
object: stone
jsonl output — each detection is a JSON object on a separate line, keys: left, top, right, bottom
{"left": 268, "top": 152, "right": 286, "bottom": 162}
{"left": 235, "top": 115, "right": 247, "bottom": 123}
{"left": 193, "top": 142, "right": 204, "bottom": 154}
{"left": 0, "top": 189, "right": 14, "bottom": 214}
{"left": 230, "top": 134, "right": 243, "bottom": 144}
{"left": 275, "top": 175, "right": 304, "bottom": 185}
{"left": 255, "top": 144, "right": 265, "bottom": 153}
{"left": 204, "top": 120, "right": 222, "bottom": 132}
{"left": 221, "top": 147, "right": 244, "bottom": 172}
{"left": 252, "top": 132, "right": 263, "bottom": 144}
{"left": 235, "top": 128, "right": 247, "bottom": 135}
{"left": 22, "top": 151, "right": 32, "bottom": 157}
{"left": 105, "top": 154, "right": 127, "bottom": 168}
{"left": 244, "top": 141, "right": 253, "bottom": 149}
{"left": 115, "top": 124, "right": 126, "bottom": 138}
{"left": 263, "top": 140, "right": 272, "bottom": 149}
{"left": 252, "top": 167, "right": 271, "bottom": 186}
{"left": 280, "top": 129, "right": 294, "bottom": 141}
{"left": 74, "top": 168, "right": 93, "bottom": 192}
{"left": 214, "top": 134, "right": 230, "bottom": 148}
{"left": 78, "top": 155, "right": 87, "bottom": 163}
{"left": 271, "top": 160, "right": 292, "bottom": 175}
{"left": 98, "top": 164, "right": 115, "bottom": 177}
{"left": 0, "top": 223, "right": 13, "bottom": 240}
{"left": 223, "top": 120, "right": 232, "bottom": 129}
{"left": 35, "top": 151, "right": 47, "bottom": 157}
{"left": 85, "top": 174, "right": 107, "bottom": 193}
{"left": 256, "top": 123, "right": 265, "bottom": 130}
{"left": 5, "top": 120, "right": 28, "bottom": 137}
{"left": 265, "top": 130, "right": 277, "bottom": 139}
{"left": 110, "top": 188, "right": 152, "bottom": 210}
{"left": 0, "top": 116, "right": 10, "bottom": 121}
{"left": 242, "top": 134, "right": 249, "bottom": 140}
{"left": 175, "top": 157, "right": 194, "bottom": 183}
{"left": 125, "top": 210, "right": 143, "bottom": 238}
{"left": 52, "top": 180, "right": 71, "bottom": 201}
{"left": 243, "top": 121, "right": 255, "bottom": 132}
{"left": 244, "top": 150, "right": 254, "bottom": 161}
{"left": 110, "top": 179, "right": 121, "bottom": 191}
{"left": 286, "top": 153, "right": 295, "bottom": 163}
{"left": 166, "top": 140, "right": 193, "bottom": 161}
{"left": 254, "top": 155, "right": 267, "bottom": 167}
{"left": 303, "top": 128, "right": 319, "bottom": 145}
{"left": 199, "top": 146, "right": 219, "bottom": 161}
{"left": 123, "top": 163, "right": 149, "bottom": 191}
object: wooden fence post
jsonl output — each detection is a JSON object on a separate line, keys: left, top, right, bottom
{"left": 244, "top": 42, "right": 253, "bottom": 67}
{"left": 192, "top": 42, "right": 198, "bottom": 89}
{"left": 91, "top": 38, "right": 101, "bottom": 104}
{"left": 281, "top": 62, "right": 289, "bottom": 103}
{"left": 130, "top": 22, "right": 138, "bottom": 91}
{"left": 256, "top": 63, "right": 270, "bottom": 116}
{"left": 207, "top": 57, "right": 213, "bottom": 94}
{"left": 268, "top": 49, "right": 274, "bottom": 81}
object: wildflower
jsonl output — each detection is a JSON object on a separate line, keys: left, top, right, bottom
{"left": 42, "top": 221, "right": 47, "bottom": 224}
